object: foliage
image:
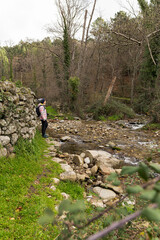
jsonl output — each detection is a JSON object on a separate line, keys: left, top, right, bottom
{"left": 68, "top": 76, "right": 80, "bottom": 102}
{"left": 143, "top": 122, "right": 160, "bottom": 130}
{"left": 38, "top": 161, "right": 160, "bottom": 239}
{"left": 0, "top": 47, "right": 9, "bottom": 77}
{"left": 57, "top": 181, "right": 84, "bottom": 200}
{"left": 63, "top": 20, "right": 70, "bottom": 82}
{"left": 15, "top": 80, "right": 23, "bottom": 88}
{"left": 46, "top": 106, "right": 58, "bottom": 119}
{"left": 149, "top": 99, "right": 160, "bottom": 123}
{"left": 89, "top": 99, "right": 135, "bottom": 120}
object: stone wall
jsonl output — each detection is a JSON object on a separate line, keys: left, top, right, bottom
{"left": 0, "top": 80, "right": 38, "bottom": 157}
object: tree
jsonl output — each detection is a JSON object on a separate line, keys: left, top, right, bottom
{"left": 48, "top": 0, "right": 89, "bottom": 105}
{"left": 136, "top": 0, "right": 160, "bottom": 113}
{"left": 0, "top": 47, "right": 9, "bottom": 79}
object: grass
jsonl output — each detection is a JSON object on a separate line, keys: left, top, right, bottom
{"left": 57, "top": 181, "right": 84, "bottom": 200}
{"left": 0, "top": 131, "right": 64, "bottom": 240}
{"left": 46, "top": 105, "right": 74, "bottom": 120}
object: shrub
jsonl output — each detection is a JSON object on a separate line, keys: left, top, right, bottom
{"left": 89, "top": 99, "right": 135, "bottom": 120}
{"left": 149, "top": 100, "right": 160, "bottom": 123}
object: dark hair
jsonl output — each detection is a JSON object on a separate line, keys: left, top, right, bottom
{"left": 38, "top": 98, "right": 45, "bottom": 104}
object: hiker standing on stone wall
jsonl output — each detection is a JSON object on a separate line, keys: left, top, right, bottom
{"left": 38, "top": 98, "right": 48, "bottom": 138}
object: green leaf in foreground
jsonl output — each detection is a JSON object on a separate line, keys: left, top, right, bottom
{"left": 58, "top": 199, "right": 71, "bottom": 216}
{"left": 107, "top": 173, "right": 118, "bottom": 182}
{"left": 149, "top": 163, "right": 160, "bottom": 173}
{"left": 138, "top": 163, "right": 150, "bottom": 181}
{"left": 140, "top": 190, "right": 157, "bottom": 201}
{"left": 154, "top": 183, "right": 160, "bottom": 192}
{"left": 121, "top": 166, "right": 139, "bottom": 175}
{"left": 38, "top": 208, "right": 55, "bottom": 226}
{"left": 126, "top": 185, "right": 143, "bottom": 194}
{"left": 112, "top": 180, "right": 121, "bottom": 186}
{"left": 142, "top": 208, "right": 160, "bottom": 222}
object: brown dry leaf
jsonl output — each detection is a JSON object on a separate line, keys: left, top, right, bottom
{"left": 15, "top": 206, "right": 23, "bottom": 212}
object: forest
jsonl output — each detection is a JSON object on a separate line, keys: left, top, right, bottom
{"left": 0, "top": 0, "right": 160, "bottom": 120}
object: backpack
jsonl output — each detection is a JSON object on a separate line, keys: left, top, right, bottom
{"left": 36, "top": 106, "right": 41, "bottom": 117}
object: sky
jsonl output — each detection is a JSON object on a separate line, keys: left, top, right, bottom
{"left": 0, "top": 0, "right": 140, "bottom": 47}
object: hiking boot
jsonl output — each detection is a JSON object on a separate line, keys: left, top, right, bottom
{"left": 42, "top": 134, "right": 48, "bottom": 138}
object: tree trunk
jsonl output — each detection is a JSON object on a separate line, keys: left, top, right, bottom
{"left": 103, "top": 76, "right": 117, "bottom": 105}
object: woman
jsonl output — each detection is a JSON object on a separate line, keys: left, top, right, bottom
{"left": 38, "top": 98, "right": 48, "bottom": 138}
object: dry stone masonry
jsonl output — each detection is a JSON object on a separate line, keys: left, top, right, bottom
{"left": 0, "top": 80, "right": 38, "bottom": 157}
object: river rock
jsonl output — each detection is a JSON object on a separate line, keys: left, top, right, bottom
{"left": 76, "top": 173, "right": 86, "bottom": 181}
{"left": 106, "top": 184, "right": 123, "bottom": 194}
{"left": 91, "top": 165, "right": 98, "bottom": 175}
{"left": 84, "top": 157, "right": 90, "bottom": 164}
{"left": 61, "top": 136, "right": 71, "bottom": 141}
{"left": 52, "top": 157, "right": 66, "bottom": 163}
{"left": 48, "top": 145, "right": 56, "bottom": 151}
{"left": 97, "top": 155, "right": 121, "bottom": 169}
{"left": 60, "top": 171, "right": 77, "bottom": 181}
{"left": 73, "top": 155, "right": 83, "bottom": 166}
{"left": 93, "top": 187, "right": 116, "bottom": 201}
{"left": 90, "top": 199, "right": 105, "bottom": 208}
{"left": 60, "top": 164, "right": 73, "bottom": 172}
{"left": 99, "top": 165, "right": 116, "bottom": 175}
{"left": 85, "top": 150, "right": 112, "bottom": 164}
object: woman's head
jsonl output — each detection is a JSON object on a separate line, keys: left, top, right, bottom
{"left": 38, "top": 98, "right": 46, "bottom": 104}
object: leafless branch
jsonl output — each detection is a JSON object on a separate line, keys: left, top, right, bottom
{"left": 111, "top": 31, "right": 142, "bottom": 45}
{"left": 146, "top": 37, "right": 156, "bottom": 65}
{"left": 87, "top": 204, "right": 158, "bottom": 240}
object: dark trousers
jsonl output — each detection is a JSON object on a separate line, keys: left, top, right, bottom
{"left": 41, "top": 120, "right": 48, "bottom": 136}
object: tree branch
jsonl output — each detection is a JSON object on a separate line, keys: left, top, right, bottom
{"left": 111, "top": 31, "right": 142, "bottom": 45}
{"left": 146, "top": 37, "right": 156, "bottom": 65}
{"left": 87, "top": 204, "right": 158, "bottom": 240}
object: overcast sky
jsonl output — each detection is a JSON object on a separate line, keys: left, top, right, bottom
{"left": 0, "top": 0, "right": 140, "bottom": 46}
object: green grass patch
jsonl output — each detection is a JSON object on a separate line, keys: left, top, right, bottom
{"left": 88, "top": 99, "right": 135, "bottom": 120}
{"left": 107, "top": 114, "right": 123, "bottom": 121}
{"left": 46, "top": 106, "right": 58, "bottom": 119}
{"left": 143, "top": 123, "right": 160, "bottom": 130}
{"left": 0, "top": 131, "right": 63, "bottom": 240}
{"left": 57, "top": 181, "right": 84, "bottom": 200}
{"left": 46, "top": 105, "right": 74, "bottom": 120}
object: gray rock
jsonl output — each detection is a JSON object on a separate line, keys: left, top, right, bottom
{"left": 50, "top": 185, "right": 56, "bottom": 191}
{"left": 52, "top": 178, "right": 60, "bottom": 184}
{"left": 11, "top": 133, "right": 19, "bottom": 145}
{"left": 91, "top": 165, "right": 98, "bottom": 175}
{"left": 60, "top": 171, "right": 77, "bottom": 181}
{"left": 0, "top": 136, "right": 10, "bottom": 146}
{"left": 84, "top": 157, "right": 90, "bottom": 164}
{"left": 0, "top": 147, "right": 7, "bottom": 157}
{"left": 76, "top": 173, "right": 86, "bottom": 181}
{"left": 5, "top": 125, "right": 17, "bottom": 135}
{"left": 73, "top": 155, "right": 83, "bottom": 166}
{"left": 60, "top": 164, "right": 73, "bottom": 172}
{"left": 61, "top": 192, "right": 70, "bottom": 199}
{"left": 90, "top": 199, "right": 105, "bottom": 208}
{"left": 0, "top": 119, "right": 8, "bottom": 127}
{"left": 52, "top": 157, "right": 66, "bottom": 163}
{"left": 93, "top": 187, "right": 116, "bottom": 201}
{"left": 61, "top": 136, "right": 71, "bottom": 141}
{"left": 21, "top": 127, "right": 29, "bottom": 134}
